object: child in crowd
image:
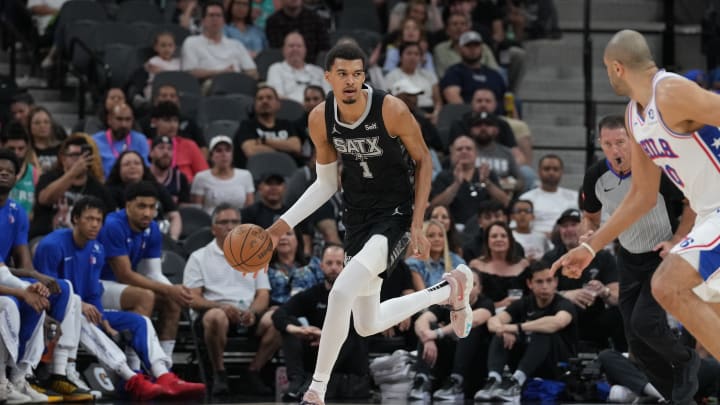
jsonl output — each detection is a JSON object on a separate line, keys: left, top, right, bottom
{"left": 144, "top": 32, "right": 182, "bottom": 98}
{"left": 510, "top": 199, "right": 552, "bottom": 262}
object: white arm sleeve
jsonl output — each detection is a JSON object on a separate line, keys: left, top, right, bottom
{"left": 0, "top": 265, "right": 31, "bottom": 289}
{"left": 280, "top": 160, "right": 338, "bottom": 229}
{"left": 137, "top": 258, "right": 171, "bottom": 285}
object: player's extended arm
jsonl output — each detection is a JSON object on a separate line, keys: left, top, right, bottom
{"left": 267, "top": 103, "right": 338, "bottom": 244}
{"left": 384, "top": 96, "right": 433, "bottom": 235}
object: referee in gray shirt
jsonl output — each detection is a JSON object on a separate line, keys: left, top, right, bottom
{"left": 580, "top": 115, "right": 698, "bottom": 402}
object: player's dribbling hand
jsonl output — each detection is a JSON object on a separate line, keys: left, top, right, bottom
{"left": 410, "top": 227, "right": 430, "bottom": 260}
{"left": 549, "top": 246, "right": 593, "bottom": 279}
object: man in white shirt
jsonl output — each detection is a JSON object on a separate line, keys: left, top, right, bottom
{"left": 181, "top": 0, "right": 258, "bottom": 81}
{"left": 183, "top": 203, "right": 277, "bottom": 397}
{"left": 519, "top": 154, "right": 578, "bottom": 236}
{"left": 266, "top": 32, "right": 329, "bottom": 104}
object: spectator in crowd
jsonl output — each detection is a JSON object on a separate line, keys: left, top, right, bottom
{"left": 184, "top": 204, "right": 277, "bottom": 396}
{"left": 73, "top": 87, "right": 128, "bottom": 135}
{"left": 384, "top": 18, "right": 436, "bottom": 74}
{"left": 224, "top": 0, "right": 268, "bottom": 58}
{"left": 476, "top": 261, "right": 577, "bottom": 402}
{"left": 336, "top": 36, "right": 388, "bottom": 91}
{"left": 385, "top": 42, "right": 442, "bottom": 121}
{"left": 33, "top": 196, "right": 204, "bottom": 401}
{"left": 469, "top": 221, "right": 529, "bottom": 308}
{"left": 72, "top": 132, "right": 106, "bottom": 181}
{"left": 139, "top": 84, "right": 207, "bottom": 154}
{"left": 265, "top": 0, "right": 331, "bottom": 64}
{"left": 97, "top": 182, "right": 192, "bottom": 361}
{"left": 519, "top": 154, "right": 578, "bottom": 236}
{"left": 233, "top": 85, "right": 303, "bottom": 168}
{"left": 149, "top": 136, "right": 191, "bottom": 206}
{"left": 441, "top": 31, "right": 507, "bottom": 107}
{"left": 27, "top": 0, "right": 67, "bottom": 41}
{"left": 241, "top": 173, "right": 288, "bottom": 229}
{"left": 433, "top": 12, "right": 501, "bottom": 80}
{"left": 267, "top": 32, "right": 329, "bottom": 104}
{"left": 30, "top": 135, "right": 116, "bottom": 238}
{"left": 27, "top": 106, "right": 66, "bottom": 173}
{"left": 406, "top": 219, "right": 465, "bottom": 291}
{"left": 105, "top": 150, "right": 182, "bottom": 240}
{"left": 449, "top": 88, "right": 532, "bottom": 169}
{"left": 92, "top": 103, "right": 150, "bottom": 178}
{"left": 272, "top": 244, "right": 370, "bottom": 401}
{"left": 462, "top": 199, "right": 521, "bottom": 262}
{"left": 411, "top": 269, "right": 494, "bottom": 401}
{"left": 387, "top": 0, "right": 444, "bottom": 33}
{"left": 0, "top": 148, "right": 93, "bottom": 403}
{"left": 543, "top": 209, "right": 624, "bottom": 351}
{"left": 510, "top": 199, "right": 552, "bottom": 261}
{"left": 149, "top": 102, "right": 208, "bottom": 183}
{"left": 3, "top": 122, "right": 38, "bottom": 215}
{"left": 510, "top": 0, "right": 561, "bottom": 39}
{"left": 191, "top": 136, "right": 255, "bottom": 215}
{"left": 295, "top": 85, "right": 326, "bottom": 141}
{"left": 266, "top": 229, "right": 308, "bottom": 305}
{"left": 173, "top": 0, "right": 200, "bottom": 33}
{"left": 182, "top": 1, "right": 258, "bottom": 81}
{"left": 143, "top": 32, "right": 182, "bottom": 99}
{"left": 427, "top": 204, "right": 463, "bottom": 255}
{"left": 471, "top": 112, "right": 523, "bottom": 193}
{"left": 431, "top": 136, "right": 509, "bottom": 225}
{"left": 9, "top": 92, "right": 34, "bottom": 132}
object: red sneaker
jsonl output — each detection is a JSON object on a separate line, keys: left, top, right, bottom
{"left": 125, "top": 374, "right": 165, "bottom": 401}
{"left": 155, "top": 372, "right": 206, "bottom": 398}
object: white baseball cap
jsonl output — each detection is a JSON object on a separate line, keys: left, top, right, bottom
{"left": 209, "top": 135, "right": 233, "bottom": 151}
{"left": 390, "top": 78, "right": 424, "bottom": 96}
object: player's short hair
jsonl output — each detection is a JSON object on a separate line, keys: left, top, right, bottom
{"left": 125, "top": 181, "right": 159, "bottom": 202}
{"left": 325, "top": 42, "right": 367, "bottom": 71}
{"left": 71, "top": 196, "right": 106, "bottom": 224}
{"left": 0, "top": 148, "right": 19, "bottom": 174}
{"left": 598, "top": 115, "right": 626, "bottom": 134}
{"left": 526, "top": 259, "right": 555, "bottom": 280}
{"left": 211, "top": 203, "right": 241, "bottom": 223}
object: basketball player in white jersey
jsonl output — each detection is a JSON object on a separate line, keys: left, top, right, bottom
{"left": 552, "top": 29, "right": 720, "bottom": 383}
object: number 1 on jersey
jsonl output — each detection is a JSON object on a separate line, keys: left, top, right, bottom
{"left": 359, "top": 161, "right": 374, "bottom": 178}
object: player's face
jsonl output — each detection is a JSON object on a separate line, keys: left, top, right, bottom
{"left": 599, "top": 127, "right": 631, "bottom": 173}
{"left": 558, "top": 220, "right": 580, "bottom": 248}
{"left": 603, "top": 56, "right": 630, "bottom": 97}
{"left": 527, "top": 269, "right": 557, "bottom": 301}
{"left": 430, "top": 206, "right": 451, "bottom": 232}
{"left": 75, "top": 208, "right": 104, "bottom": 241}
{"left": 127, "top": 197, "right": 157, "bottom": 230}
{"left": 211, "top": 208, "right": 241, "bottom": 243}
{"left": 487, "top": 224, "right": 510, "bottom": 253}
{"left": 426, "top": 223, "right": 446, "bottom": 256}
{"left": 0, "top": 160, "right": 17, "bottom": 193}
{"left": 320, "top": 247, "right": 344, "bottom": 284}
{"left": 325, "top": 59, "right": 365, "bottom": 105}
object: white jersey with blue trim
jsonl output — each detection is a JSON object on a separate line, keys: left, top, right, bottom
{"left": 628, "top": 69, "right": 720, "bottom": 220}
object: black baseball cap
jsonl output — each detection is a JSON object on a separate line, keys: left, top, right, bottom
{"left": 556, "top": 209, "right": 581, "bottom": 225}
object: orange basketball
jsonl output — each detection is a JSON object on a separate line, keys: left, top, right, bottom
{"left": 223, "top": 224, "right": 274, "bottom": 273}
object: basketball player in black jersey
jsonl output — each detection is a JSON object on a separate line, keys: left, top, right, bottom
{"left": 265, "top": 43, "right": 475, "bottom": 405}
{"left": 580, "top": 116, "right": 698, "bottom": 402}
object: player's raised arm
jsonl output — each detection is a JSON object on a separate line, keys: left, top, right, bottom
{"left": 267, "top": 102, "right": 338, "bottom": 246}
{"left": 383, "top": 95, "right": 432, "bottom": 258}
{"left": 551, "top": 107, "right": 661, "bottom": 277}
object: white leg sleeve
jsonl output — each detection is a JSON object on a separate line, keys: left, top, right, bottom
{"left": 0, "top": 297, "right": 19, "bottom": 363}
{"left": 78, "top": 316, "right": 135, "bottom": 380}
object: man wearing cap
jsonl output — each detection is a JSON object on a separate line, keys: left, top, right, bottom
{"left": 149, "top": 135, "right": 191, "bottom": 206}
{"left": 542, "top": 209, "right": 624, "bottom": 352}
{"left": 440, "top": 31, "right": 507, "bottom": 108}
{"left": 192, "top": 136, "right": 256, "bottom": 215}
{"left": 433, "top": 11, "right": 501, "bottom": 79}
{"left": 241, "top": 173, "right": 288, "bottom": 229}
{"left": 150, "top": 101, "right": 208, "bottom": 183}
{"left": 471, "top": 112, "right": 523, "bottom": 193}
{"left": 390, "top": 79, "right": 445, "bottom": 157}
{"left": 233, "top": 85, "right": 304, "bottom": 168}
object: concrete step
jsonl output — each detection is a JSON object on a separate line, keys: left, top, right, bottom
{"left": 521, "top": 100, "right": 626, "bottom": 127}
{"left": 520, "top": 77, "right": 624, "bottom": 102}
{"left": 27, "top": 88, "right": 62, "bottom": 102}
{"left": 54, "top": 113, "right": 79, "bottom": 132}
{"left": 556, "top": 0, "right": 663, "bottom": 25}
{"left": 531, "top": 125, "right": 587, "bottom": 148}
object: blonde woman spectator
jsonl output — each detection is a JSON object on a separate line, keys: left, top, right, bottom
{"left": 406, "top": 219, "right": 466, "bottom": 290}
{"left": 388, "top": 0, "right": 443, "bottom": 34}
{"left": 191, "top": 136, "right": 255, "bottom": 214}
{"left": 383, "top": 18, "right": 435, "bottom": 73}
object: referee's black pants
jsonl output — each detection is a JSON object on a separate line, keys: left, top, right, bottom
{"left": 617, "top": 246, "right": 693, "bottom": 394}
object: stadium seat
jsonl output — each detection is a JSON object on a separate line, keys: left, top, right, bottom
{"left": 183, "top": 227, "right": 214, "bottom": 257}
{"left": 161, "top": 250, "right": 187, "bottom": 284}
{"left": 246, "top": 152, "right": 298, "bottom": 183}
{"left": 116, "top": 0, "right": 163, "bottom": 23}
{"left": 103, "top": 43, "right": 140, "bottom": 88}
{"left": 198, "top": 95, "right": 252, "bottom": 127}
{"left": 207, "top": 72, "right": 257, "bottom": 97}
{"left": 179, "top": 206, "right": 212, "bottom": 240}
{"left": 254, "top": 48, "right": 283, "bottom": 81}
{"left": 152, "top": 71, "right": 201, "bottom": 98}
{"left": 436, "top": 104, "right": 472, "bottom": 150}
{"left": 277, "top": 99, "right": 305, "bottom": 122}
{"left": 204, "top": 120, "right": 240, "bottom": 143}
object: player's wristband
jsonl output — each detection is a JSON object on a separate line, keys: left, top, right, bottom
{"left": 580, "top": 242, "right": 596, "bottom": 258}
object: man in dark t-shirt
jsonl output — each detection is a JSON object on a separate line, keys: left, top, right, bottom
{"left": 475, "top": 261, "right": 578, "bottom": 402}
{"left": 241, "top": 173, "right": 288, "bottom": 229}
{"left": 31, "top": 136, "right": 116, "bottom": 238}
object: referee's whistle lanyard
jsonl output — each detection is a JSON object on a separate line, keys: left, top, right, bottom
{"left": 105, "top": 129, "right": 132, "bottom": 158}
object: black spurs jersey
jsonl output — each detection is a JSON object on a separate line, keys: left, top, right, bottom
{"left": 324, "top": 84, "right": 415, "bottom": 211}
